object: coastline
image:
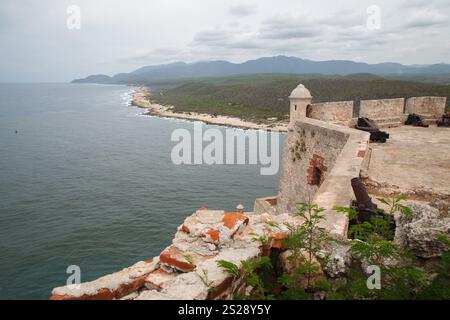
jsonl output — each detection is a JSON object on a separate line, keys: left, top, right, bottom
{"left": 131, "top": 88, "right": 288, "bottom": 132}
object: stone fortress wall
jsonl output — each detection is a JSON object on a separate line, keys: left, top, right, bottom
{"left": 359, "top": 98, "right": 405, "bottom": 127}
{"left": 306, "top": 96, "right": 447, "bottom": 128}
{"left": 306, "top": 101, "right": 354, "bottom": 126}
{"left": 405, "top": 96, "right": 447, "bottom": 119}
{"left": 277, "top": 120, "right": 349, "bottom": 213}
{"left": 49, "top": 84, "right": 445, "bottom": 301}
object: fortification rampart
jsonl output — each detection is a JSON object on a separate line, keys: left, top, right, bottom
{"left": 306, "top": 96, "right": 446, "bottom": 128}
{"left": 307, "top": 101, "right": 353, "bottom": 126}
{"left": 359, "top": 98, "right": 405, "bottom": 127}
{"left": 275, "top": 118, "right": 369, "bottom": 237}
{"left": 405, "top": 96, "right": 447, "bottom": 119}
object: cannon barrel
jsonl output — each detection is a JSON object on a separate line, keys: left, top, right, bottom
{"left": 351, "top": 177, "right": 377, "bottom": 211}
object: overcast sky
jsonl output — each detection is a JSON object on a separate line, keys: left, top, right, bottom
{"left": 1, "top": 0, "right": 449, "bottom": 82}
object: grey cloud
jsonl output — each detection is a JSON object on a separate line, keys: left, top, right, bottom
{"left": 119, "top": 48, "right": 191, "bottom": 65}
{"left": 228, "top": 4, "right": 257, "bottom": 17}
{"left": 401, "top": 10, "right": 447, "bottom": 28}
{"left": 194, "top": 30, "right": 232, "bottom": 44}
{"left": 260, "top": 28, "right": 319, "bottom": 40}
{"left": 1, "top": 0, "right": 450, "bottom": 82}
{"left": 257, "top": 14, "right": 322, "bottom": 40}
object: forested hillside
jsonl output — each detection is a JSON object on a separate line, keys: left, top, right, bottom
{"left": 148, "top": 74, "right": 450, "bottom": 121}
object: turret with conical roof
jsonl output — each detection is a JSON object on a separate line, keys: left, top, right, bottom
{"left": 289, "top": 84, "right": 312, "bottom": 128}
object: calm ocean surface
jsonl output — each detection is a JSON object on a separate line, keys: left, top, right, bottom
{"left": 0, "top": 83, "right": 283, "bottom": 299}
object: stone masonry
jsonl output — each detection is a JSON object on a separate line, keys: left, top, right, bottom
{"left": 307, "top": 101, "right": 353, "bottom": 126}
{"left": 277, "top": 120, "right": 349, "bottom": 213}
{"left": 50, "top": 208, "right": 305, "bottom": 300}
{"left": 304, "top": 96, "right": 447, "bottom": 128}
{"left": 405, "top": 96, "right": 447, "bottom": 123}
{"left": 359, "top": 98, "right": 405, "bottom": 128}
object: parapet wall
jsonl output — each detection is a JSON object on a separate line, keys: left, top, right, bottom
{"left": 307, "top": 101, "right": 353, "bottom": 126}
{"left": 277, "top": 118, "right": 370, "bottom": 237}
{"left": 359, "top": 98, "right": 405, "bottom": 119}
{"left": 405, "top": 96, "right": 447, "bottom": 119}
{"left": 306, "top": 96, "right": 447, "bottom": 128}
{"left": 278, "top": 119, "right": 349, "bottom": 214}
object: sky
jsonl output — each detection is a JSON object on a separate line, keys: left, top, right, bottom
{"left": 0, "top": 0, "right": 449, "bottom": 82}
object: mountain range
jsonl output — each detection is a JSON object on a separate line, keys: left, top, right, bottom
{"left": 72, "top": 55, "right": 450, "bottom": 84}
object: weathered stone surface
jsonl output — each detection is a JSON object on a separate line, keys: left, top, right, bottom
{"left": 278, "top": 119, "right": 349, "bottom": 214}
{"left": 160, "top": 246, "right": 210, "bottom": 272}
{"left": 119, "top": 291, "right": 139, "bottom": 300}
{"left": 50, "top": 259, "right": 159, "bottom": 300}
{"left": 203, "top": 228, "right": 220, "bottom": 243}
{"left": 254, "top": 196, "right": 278, "bottom": 215}
{"left": 359, "top": 98, "right": 405, "bottom": 120}
{"left": 307, "top": 101, "right": 353, "bottom": 126}
{"left": 271, "top": 232, "right": 288, "bottom": 250}
{"left": 177, "top": 209, "right": 250, "bottom": 248}
{"left": 145, "top": 268, "right": 178, "bottom": 291}
{"left": 158, "top": 209, "right": 254, "bottom": 277}
{"left": 318, "top": 240, "right": 352, "bottom": 278}
{"left": 172, "top": 233, "right": 218, "bottom": 256}
{"left": 405, "top": 96, "right": 446, "bottom": 119}
{"left": 197, "top": 246, "right": 261, "bottom": 299}
{"left": 223, "top": 212, "right": 249, "bottom": 229}
{"left": 159, "top": 272, "right": 209, "bottom": 300}
{"left": 135, "top": 290, "right": 178, "bottom": 300}
{"left": 395, "top": 202, "right": 450, "bottom": 258}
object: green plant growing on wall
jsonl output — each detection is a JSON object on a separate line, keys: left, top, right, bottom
{"left": 341, "top": 237, "right": 429, "bottom": 300}
{"left": 290, "top": 136, "right": 307, "bottom": 162}
{"left": 417, "top": 234, "right": 450, "bottom": 299}
{"left": 334, "top": 194, "right": 412, "bottom": 242}
{"left": 279, "top": 202, "right": 331, "bottom": 299}
{"left": 217, "top": 260, "right": 240, "bottom": 278}
{"left": 198, "top": 269, "right": 217, "bottom": 294}
{"left": 249, "top": 232, "right": 272, "bottom": 247}
{"left": 183, "top": 254, "right": 195, "bottom": 269}
{"left": 377, "top": 194, "right": 412, "bottom": 227}
{"left": 217, "top": 257, "right": 274, "bottom": 300}
{"left": 249, "top": 221, "right": 283, "bottom": 250}
{"left": 334, "top": 196, "right": 429, "bottom": 299}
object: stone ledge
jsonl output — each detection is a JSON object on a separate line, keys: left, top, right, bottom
{"left": 50, "top": 258, "right": 159, "bottom": 300}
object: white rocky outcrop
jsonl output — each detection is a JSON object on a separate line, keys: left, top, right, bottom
{"left": 394, "top": 202, "right": 450, "bottom": 258}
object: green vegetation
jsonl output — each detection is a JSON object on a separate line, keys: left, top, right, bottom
{"left": 148, "top": 74, "right": 450, "bottom": 121}
{"left": 278, "top": 203, "right": 332, "bottom": 300}
{"left": 216, "top": 198, "right": 450, "bottom": 300}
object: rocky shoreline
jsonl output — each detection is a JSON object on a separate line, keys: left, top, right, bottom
{"left": 131, "top": 88, "right": 288, "bottom": 132}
